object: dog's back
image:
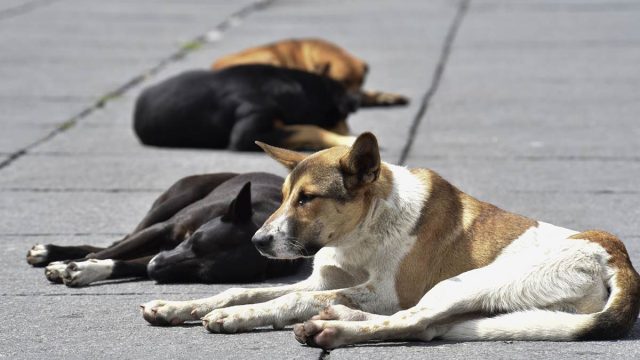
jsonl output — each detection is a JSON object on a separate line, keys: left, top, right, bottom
{"left": 133, "top": 65, "right": 357, "bottom": 150}
{"left": 212, "top": 38, "right": 368, "bottom": 91}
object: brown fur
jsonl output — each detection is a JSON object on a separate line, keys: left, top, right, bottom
{"left": 395, "top": 169, "right": 538, "bottom": 309}
{"left": 281, "top": 124, "right": 355, "bottom": 150}
{"left": 258, "top": 135, "right": 392, "bottom": 253}
{"left": 569, "top": 231, "right": 640, "bottom": 339}
{"left": 213, "top": 38, "right": 368, "bottom": 91}
{"left": 213, "top": 38, "right": 408, "bottom": 107}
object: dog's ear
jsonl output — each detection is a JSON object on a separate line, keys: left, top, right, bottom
{"left": 315, "top": 62, "right": 331, "bottom": 77}
{"left": 339, "top": 132, "right": 381, "bottom": 190}
{"left": 255, "top": 141, "right": 306, "bottom": 170}
{"left": 222, "top": 182, "right": 253, "bottom": 223}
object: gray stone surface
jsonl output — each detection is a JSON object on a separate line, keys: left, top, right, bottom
{"left": 1, "top": 0, "right": 639, "bottom": 359}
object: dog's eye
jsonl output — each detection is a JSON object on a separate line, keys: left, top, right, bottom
{"left": 297, "top": 192, "right": 316, "bottom": 206}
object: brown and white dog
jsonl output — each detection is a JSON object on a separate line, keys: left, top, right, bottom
{"left": 140, "top": 133, "right": 640, "bottom": 349}
{"left": 212, "top": 38, "right": 409, "bottom": 107}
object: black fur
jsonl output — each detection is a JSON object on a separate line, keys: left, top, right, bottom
{"left": 133, "top": 65, "right": 359, "bottom": 151}
{"left": 27, "top": 172, "right": 304, "bottom": 285}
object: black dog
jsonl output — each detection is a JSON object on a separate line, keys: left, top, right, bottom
{"left": 133, "top": 65, "right": 359, "bottom": 151}
{"left": 26, "top": 172, "right": 303, "bottom": 286}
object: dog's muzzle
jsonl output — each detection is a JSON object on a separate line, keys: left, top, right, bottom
{"left": 251, "top": 230, "right": 274, "bottom": 256}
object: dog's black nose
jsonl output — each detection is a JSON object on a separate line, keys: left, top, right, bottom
{"left": 252, "top": 233, "right": 274, "bottom": 252}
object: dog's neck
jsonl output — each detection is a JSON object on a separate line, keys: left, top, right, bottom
{"left": 331, "top": 163, "right": 429, "bottom": 271}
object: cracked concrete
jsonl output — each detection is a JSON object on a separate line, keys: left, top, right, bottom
{"left": 1, "top": 0, "right": 639, "bottom": 359}
{"left": 0, "top": 0, "right": 271, "bottom": 169}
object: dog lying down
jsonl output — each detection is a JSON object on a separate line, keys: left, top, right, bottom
{"left": 140, "top": 133, "right": 639, "bottom": 349}
{"left": 26, "top": 172, "right": 303, "bottom": 287}
{"left": 212, "top": 38, "right": 409, "bottom": 107}
{"left": 134, "top": 65, "right": 362, "bottom": 151}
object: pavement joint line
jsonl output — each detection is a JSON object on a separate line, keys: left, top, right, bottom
{"left": 0, "top": 0, "right": 60, "bottom": 21}
{"left": 1, "top": 232, "right": 126, "bottom": 237}
{"left": 2, "top": 188, "right": 638, "bottom": 195}
{"left": 397, "top": 0, "right": 470, "bottom": 166}
{"left": 405, "top": 155, "right": 640, "bottom": 162}
{"left": 473, "top": 2, "right": 640, "bottom": 13}
{"left": 511, "top": 190, "right": 640, "bottom": 195}
{"left": 0, "top": 0, "right": 275, "bottom": 172}
{"left": 19, "top": 152, "right": 640, "bottom": 162}
{"left": 0, "top": 291, "right": 217, "bottom": 297}
{"left": 0, "top": 188, "right": 163, "bottom": 193}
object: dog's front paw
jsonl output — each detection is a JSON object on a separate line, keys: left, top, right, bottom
{"left": 140, "top": 300, "right": 197, "bottom": 326}
{"left": 61, "top": 259, "right": 113, "bottom": 287}
{"left": 44, "top": 261, "right": 67, "bottom": 283}
{"left": 202, "top": 307, "right": 265, "bottom": 334}
{"left": 27, "top": 244, "right": 50, "bottom": 266}
{"left": 293, "top": 320, "right": 341, "bottom": 350}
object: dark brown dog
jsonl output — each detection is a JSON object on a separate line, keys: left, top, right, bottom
{"left": 212, "top": 38, "right": 408, "bottom": 107}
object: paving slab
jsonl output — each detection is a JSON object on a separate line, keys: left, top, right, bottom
{"left": 1, "top": 234, "right": 315, "bottom": 359}
{"left": 0, "top": 191, "right": 158, "bottom": 235}
{"left": 0, "top": 152, "right": 288, "bottom": 190}
{"left": 0, "top": 0, "right": 256, "bottom": 99}
{"left": 417, "top": 157, "right": 640, "bottom": 193}
{"left": 0, "top": 0, "right": 256, "bottom": 161}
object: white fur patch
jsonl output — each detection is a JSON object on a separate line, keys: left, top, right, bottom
{"left": 439, "top": 310, "right": 594, "bottom": 341}
{"left": 26, "top": 244, "right": 48, "bottom": 265}
{"left": 320, "top": 164, "right": 429, "bottom": 313}
{"left": 62, "top": 259, "right": 114, "bottom": 287}
{"left": 45, "top": 261, "right": 67, "bottom": 283}
{"left": 410, "top": 222, "right": 611, "bottom": 340}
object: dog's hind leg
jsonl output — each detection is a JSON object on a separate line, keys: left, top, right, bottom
{"left": 27, "top": 244, "right": 105, "bottom": 267}
{"left": 229, "top": 111, "right": 355, "bottom": 151}
{"left": 130, "top": 173, "right": 236, "bottom": 233}
{"left": 91, "top": 223, "right": 174, "bottom": 261}
{"left": 29, "top": 174, "right": 232, "bottom": 267}
{"left": 61, "top": 255, "right": 153, "bottom": 287}
{"left": 358, "top": 90, "right": 409, "bottom": 107}
{"left": 295, "top": 236, "right": 612, "bottom": 348}
{"left": 279, "top": 124, "right": 356, "bottom": 150}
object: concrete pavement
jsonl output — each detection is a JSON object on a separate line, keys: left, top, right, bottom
{"left": 1, "top": 0, "right": 639, "bottom": 359}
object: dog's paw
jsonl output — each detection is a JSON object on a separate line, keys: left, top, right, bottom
{"left": 202, "top": 307, "right": 263, "bottom": 333}
{"left": 44, "top": 261, "right": 67, "bottom": 283}
{"left": 376, "top": 92, "right": 409, "bottom": 106}
{"left": 27, "top": 244, "right": 50, "bottom": 266}
{"left": 61, "top": 259, "right": 113, "bottom": 287}
{"left": 293, "top": 320, "right": 341, "bottom": 349}
{"left": 140, "top": 300, "right": 196, "bottom": 326}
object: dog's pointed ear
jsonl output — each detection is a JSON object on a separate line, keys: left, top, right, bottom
{"left": 255, "top": 141, "right": 306, "bottom": 170}
{"left": 340, "top": 132, "right": 381, "bottom": 190}
{"left": 222, "top": 182, "right": 253, "bottom": 223}
{"left": 315, "top": 62, "right": 331, "bottom": 77}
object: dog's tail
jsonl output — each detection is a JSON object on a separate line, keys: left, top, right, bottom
{"left": 358, "top": 89, "right": 409, "bottom": 108}
{"left": 441, "top": 310, "right": 595, "bottom": 341}
{"left": 442, "top": 241, "right": 640, "bottom": 341}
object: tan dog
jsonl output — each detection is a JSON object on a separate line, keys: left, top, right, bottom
{"left": 140, "top": 133, "right": 639, "bottom": 349}
{"left": 212, "top": 38, "right": 409, "bottom": 107}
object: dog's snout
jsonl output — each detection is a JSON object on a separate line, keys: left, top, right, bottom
{"left": 252, "top": 233, "right": 274, "bottom": 252}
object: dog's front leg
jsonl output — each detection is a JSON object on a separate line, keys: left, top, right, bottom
{"left": 201, "top": 285, "right": 375, "bottom": 333}
{"left": 140, "top": 280, "right": 317, "bottom": 326}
